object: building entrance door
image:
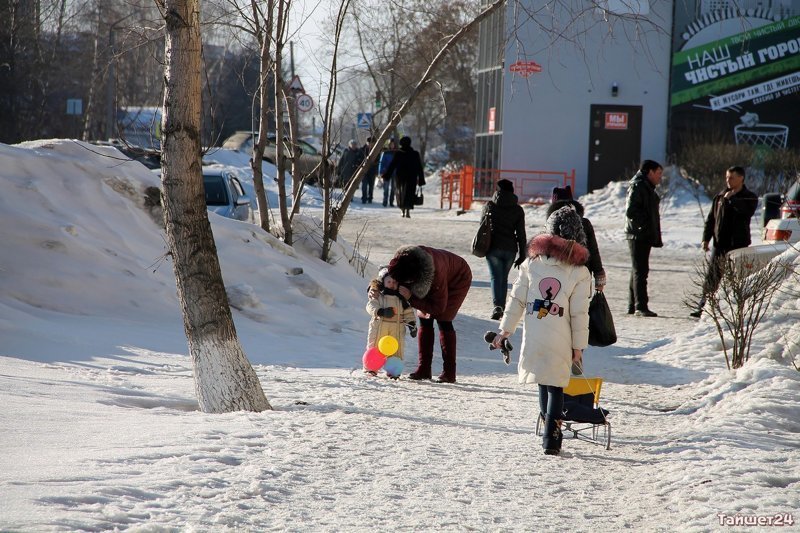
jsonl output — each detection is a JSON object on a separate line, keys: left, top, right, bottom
{"left": 587, "top": 105, "right": 642, "bottom": 192}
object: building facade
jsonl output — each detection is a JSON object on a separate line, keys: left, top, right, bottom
{"left": 475, "top": 0, "right": 800, "bottom": 199}
{"left": 475, "top": 0, "right": 674, "bottom": 198}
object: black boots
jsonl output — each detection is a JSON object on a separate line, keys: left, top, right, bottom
{"left": 490, "top": 306, "right": 503, "bottom": 320}
{"left": 542, "top": 415, "right": 563, "bottom": 455}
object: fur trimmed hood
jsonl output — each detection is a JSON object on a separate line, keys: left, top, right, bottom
{"left": 527, "top": 234, "right": 589, "bottom": 266}
{"left": 387, "top": 245, "right": 434, "bottom": 298}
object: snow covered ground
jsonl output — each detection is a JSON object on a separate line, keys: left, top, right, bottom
{"left": 1, "top": 139, "right": 798, "bottom": 531}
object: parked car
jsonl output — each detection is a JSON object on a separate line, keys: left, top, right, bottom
{"left": 90, "top": 140, "right": 162, "bottom": 169}
{"left": 203, "top": 168, "right": 253, "bottom": 223}
{"left": 221, "top": 131, "right": 324, "bottom": 184}
{"left": 729, "top": 176, "right": 800, "bottom": 268}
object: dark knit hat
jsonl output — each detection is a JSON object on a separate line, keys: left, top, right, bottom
{"left": 546, "top": 205, "right": 586, "bottom": 246}
{"left": 387, "top": 252, "right": 421, "bottom": 284}
{"left": 497, "top": 179, "right": 514, "bottom": 192}
{"left": 551, "top": 185, "right": 573, "bottom": 203}
{"left": 399, "top": 136, "right": 412, "bottom": 149}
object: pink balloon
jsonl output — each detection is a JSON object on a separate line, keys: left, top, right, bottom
{"left": 362, "top": 347, "right": 386, "bottom": 372}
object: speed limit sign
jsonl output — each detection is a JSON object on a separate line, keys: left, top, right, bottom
{"left": 296, "top": 94, "right": 314, "bottom": 112}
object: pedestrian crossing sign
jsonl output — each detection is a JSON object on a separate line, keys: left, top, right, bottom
{"left": 357, "top": 113, "right": 372, "bottom": 130}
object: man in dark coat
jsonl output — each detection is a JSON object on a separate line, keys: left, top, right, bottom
{"left": 360, "top": 137, "right": 379, "bottom": 204}
{"left": 691, "top": 166, "right": 758, "bottom": 317}
{"left": 625, "top": 160, "right": 663, "bottom": 317}
{"left": 336, "top": 139, "right": 364, "bottom": 188}
{"left": 381, "top": 136, "right": 425, "bottom": 218}
{"left": 382, "top": 245, "right": 472, "bottom": 383}
{"left": 484, "top": 179, "right": 527, "bottom": 320}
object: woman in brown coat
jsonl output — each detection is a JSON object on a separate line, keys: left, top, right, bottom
{"left": 381, "top": 245, "right": 472, "bottom": 383}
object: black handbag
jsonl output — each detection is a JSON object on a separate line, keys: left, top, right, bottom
{"left": 471, "top": 203, "right": 493, "bottom": 258}
{"left": 588, "top": 290, "right": 617, "bottom": 347}
{"left": 414, "top": 187, "right": 424, "bottom": 205}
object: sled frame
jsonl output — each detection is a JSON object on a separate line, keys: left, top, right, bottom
{"left": 535, "top": 376, "right": 611, "bottom": 450}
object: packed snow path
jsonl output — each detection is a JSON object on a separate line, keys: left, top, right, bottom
{"left": 2, "top": 173, "right": 797, "bottom": 532}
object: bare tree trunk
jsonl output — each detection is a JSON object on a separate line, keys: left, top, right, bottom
{"left": 318, "top": 0, "right": 351, "bottom": 262}
{"left": 156, "top": 0, "right": 270, "bottom": 413}
{"left": 272, "top": 0, "right": 293, "bottom": 244}
{"left": 82, "top": 3, "right": 102, "bottom": 141}
{"left": 250, "top": 0, "right": 274, "bottom": 234}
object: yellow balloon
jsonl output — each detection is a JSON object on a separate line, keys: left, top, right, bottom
{"left": 378, "top": 335, "right": 399, "bottom": 356}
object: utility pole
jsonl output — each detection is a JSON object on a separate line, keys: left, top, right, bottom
{"left": 289, "top": 41, "right": 299, "bottom": 138}
{"left": 105, "top": 15, "right": 131, "bottom": 141}
{"left": 105, "top": 24, "right": 116, "bottom": 141}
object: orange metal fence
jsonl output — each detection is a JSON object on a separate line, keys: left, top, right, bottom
{"left": 440, "top": 166, "right": 575, "bottom": 211}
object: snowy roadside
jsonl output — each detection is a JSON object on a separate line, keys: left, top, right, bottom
{"left": 1, "top": 142, "right": 798, "bottom": 531}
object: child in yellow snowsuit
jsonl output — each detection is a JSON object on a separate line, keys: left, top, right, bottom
{"left": 365, "top": 267, "right": 417, "bottom": 375}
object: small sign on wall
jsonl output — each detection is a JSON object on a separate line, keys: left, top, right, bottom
{"left": 488, "top": 107, "right": 496, "bottom": 133}
{"left": 605, "top": 112, "right": 628, "bottom": 130}
{"left": 66, "top": 99, "right": 82, "bottom": 115}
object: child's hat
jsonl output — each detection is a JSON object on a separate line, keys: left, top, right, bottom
{"left": 546, "top": 204, "right": 586, "bottom": 246}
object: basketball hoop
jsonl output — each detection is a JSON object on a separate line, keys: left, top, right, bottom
{"left": 734, "top": 124, "right": 789, "bottom": 149}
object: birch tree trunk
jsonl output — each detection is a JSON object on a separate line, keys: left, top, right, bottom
{"left": 157, "top": 0, "right": 271, "bottom": 413}
{"left": 250, "top": 0, "right": 274, "bottom": 234}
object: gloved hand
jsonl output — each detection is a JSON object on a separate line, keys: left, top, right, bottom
{"left": 377, "top": 307, "right": 396, "bottom": 318}
{"left": 407, "top": 323, "right": 418, "bottom": 338}
{"left": 513, "top": 256, "right": 525, "bottom": 268}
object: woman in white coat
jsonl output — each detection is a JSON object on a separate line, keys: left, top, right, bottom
{"left": 491, "top": 205, "right": 592, "bottom": 455}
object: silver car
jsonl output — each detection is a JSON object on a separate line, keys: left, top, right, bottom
{"left": 203, "top": 168, "right": 253, "bottom": 222}
{"left": 221, "top": 131, "right": 324, "bottom": 184}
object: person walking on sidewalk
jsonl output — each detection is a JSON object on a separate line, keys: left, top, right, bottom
{"left": 549, "top": 185, "right": 606, "bottom": 293}
{"left": 625, "top": 160, "right": 663, "bottom": 317}
{"left": 372, "top": 245, "right": 472, "bottom": 383}
{"left": 378, "top": 138, "right": 398, "bottom": 207}
{"left": 490, "top": 205, "right": 592, "bottom": 455}
{"left": 336, "top": 139, "right": 364, "bottom": 188}
{"left": 690, "top": 165, "right": 758, "bottom": 317}
{"left": 548, "top": 184, "right": 606, "bottom": 374}
{"left": 360, "top": 137, "right": 378, "bottom": 204}
{"left": 483, "top": 179, "right": 527, "bottom": 321}
{"left": 381, "top": 136, "right": 425, "bottom": 218}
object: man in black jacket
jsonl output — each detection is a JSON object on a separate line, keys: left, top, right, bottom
{"left": 690, "top": 166, "right": 758, "bottom": 317}
{"left": 625, "top": 160, "right": 663, "bottom": 317}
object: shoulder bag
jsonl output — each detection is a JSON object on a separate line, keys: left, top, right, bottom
{"left": 471, "top": 203, "right": 493, "bottom": 258}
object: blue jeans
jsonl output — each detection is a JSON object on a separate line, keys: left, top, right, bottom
{"left": 538, "top": 385, "right": 564, "bottom": 418}
{"left": 486, "top": 249, "right": 516, "bottom": 307}
{"left": 382, "top": 176, "right": 396, "bottom": 206}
